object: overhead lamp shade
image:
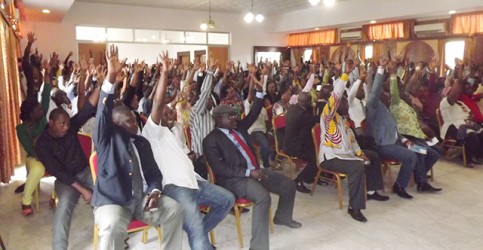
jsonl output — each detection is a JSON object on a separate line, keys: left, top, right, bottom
{"left": 255, "top": 14, "right": 264, "bottom": 23}
{"left": 244, "top": 12, "right": 254, "bottom": 23}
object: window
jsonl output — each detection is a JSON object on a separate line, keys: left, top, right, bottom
{"left": 208, "top": 33, "right": 230, "bottom": 45}
{"left": 107, "top": 28, "right": 133, "bottom": 42}
{"left": 365, "top": 44, "right": 373, "bottom": 59}
{"left": 185, "top": 32, "right": 206, "bottom": 44}
{"left": 445, "top": 40, "right": 465, "bottom": 69}
{"left": 303, "top": 49, "right": 313, "bottom": 62}
{"left": 255, "top": 52, "right": 282, "bottom": 64}
{"left": 134, "top": 29, "right": 160, "bottom": 43}
{"left": 76, "top": 26, "right": 106, "bottom": 42}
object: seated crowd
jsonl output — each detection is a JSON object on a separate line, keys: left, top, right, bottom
{"left": 15, "top": 32, "right": 483, "bottom": 250}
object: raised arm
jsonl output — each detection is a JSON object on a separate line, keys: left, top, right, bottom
{"left": 93, "top": 45, "right": 126, "bottom": 147}
{"left": 191, "top": 60, "right": 216, "bottom": 113}
{"left": 388, "top": 61, "right": 400, "bottom": 105}
{"left": 366, "top": 60, "right": 387, "bottom": 109}
{"left": 150, "top": 51, "right": 170, "bottom": 125}
{"left": 322, "top": 73, "right": 349, "bottom": 121}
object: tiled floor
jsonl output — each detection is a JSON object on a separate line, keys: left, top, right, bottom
{"left": 2, "top": 159, "right": 483, "bottom": 250}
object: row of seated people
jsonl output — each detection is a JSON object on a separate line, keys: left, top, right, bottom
{"left": 16, "top": 32, "right": 483, "bottom": 249}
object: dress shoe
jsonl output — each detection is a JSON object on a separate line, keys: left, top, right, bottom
{"left": 347, "top": 208, "right": 367, "bottom": 222}
{"left": 417, "top": 182, "right": 442, "bottom": 192}
{"left": 305, "top": 179, "right": 329, "bottom": 186}
{"left": 367, "top": 191, "right": 390, "bottom": 201}
{"left": 470, "top": 158, "right": 483, "bottom": 165}
{"left": 229, "top": 207, "right": 250, "bottom": 215}
{"left": 273, "top": 218, "right": 302, "bottom": 228}
{"left": 392, "top": 184, "right": 413, "bottom": 199}
{"left": 295, "top": 180, "right": 311, "bottom": 193}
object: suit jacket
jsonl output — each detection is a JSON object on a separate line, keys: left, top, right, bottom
{"left": 283, "top": 105, "right": 319, "bottom": 156}
{"left": 203, "top": 95, "right": 263, "bottom": 189}
{"left": 366, "top": 69, "right": 400, "bottom": 146}
{"left": 92, "top": 86, "right": 163, "bottom": 207}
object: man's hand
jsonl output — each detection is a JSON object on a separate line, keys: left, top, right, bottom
{"left": 106, "top": 44, "right": 127, "bottom": 83}
{"left": 144, "top": 191, "right": 161, "bottom": 212}
{"left": 133, "top": 59, "right": 145, "bottom": 73}
{"left": 358, "top": 152, "right": 369, "bottom": 162}
{"left": 27, "top": 32, "right": 36, "bottom": 44}
{"left": 404, "top": 140, "right": 415, "bottom": 147}
{"left": 159, "top": 51, "right": 171, "bottom": 73}
{"left": 80, "top": 189, "right": 93, "bottom": 203}
{"left": 249, "top": 169, "right": 268, "bottom": 182}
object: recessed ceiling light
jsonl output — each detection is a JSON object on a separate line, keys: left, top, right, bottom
{"left": 42, "top": 9, "right": 50, "bottom": 14}
{"left": 315, "top": 28, "right": 320, "bottom": 30}
{"left": 448, "top": 10, "right": 456, "bottom": 14}
{"left": 323, "top": 0, "right": 335, "bottom": 7}
{"left": 370, "top": 20, "right": 377, "bottom": 24}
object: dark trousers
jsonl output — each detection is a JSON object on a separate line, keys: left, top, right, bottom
{"left": 287, "top": 145, "right": 318, "bottom": 183}
{"left": 447, "top": 125, "right": 483, "bottom": 160}
{"left": 223, "top": 169, "right": 296, "bottom": 250}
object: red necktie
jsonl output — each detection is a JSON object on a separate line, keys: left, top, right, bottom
{"left": 230, "top": 130, "right": 260, "bottom": 169}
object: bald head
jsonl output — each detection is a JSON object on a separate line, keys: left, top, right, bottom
{"left": 298, "top": 92, "right": 311, "bottom": 108}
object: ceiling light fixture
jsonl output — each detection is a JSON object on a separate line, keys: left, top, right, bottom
{"left": 200, "top": 0, "right": 215, "bottom": 31}
{"left": 323, "top": 0, "right": 335, "bottom": 7}
{"left": 42, "top": 9, "right": 50, "bottom": 14}
{"left": 244, "top": 0, "right": 264, "bottom": 24}
{"left": 370, "top": 20, "right": 377, "bottom": 24}
{"left": 309, "top": 0, "right": 321, "bottom": 6}
{"left": 448, "top": 10, "right": 456, "bottom": 14}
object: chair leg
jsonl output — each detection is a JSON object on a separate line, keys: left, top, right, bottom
{"left": 234, "top": 205, "right": 244, "bottom": 248}
{"left": 93, "top": 225, "right": 99, "bottom": 250}
{"left": 209, "top": 229, "right": 216, "bottom": 245}
{"left": 287, "top": 158, "right": 294, "bottom": 178}
{"left": 141, "top": 228, "right": 148, "bottom": 243}
{"left": 156, "top": 226, "right": 163, "bottom": 249}
{"left": 310, "top": 169, "right": 323, "bottom": 195}
{"left": 430, "top": 168, "right": 435, "bottom": 182}
{"left": 34, "top": 184, "right": 40, "bottom": 212}
{"left": 336, "top": 176, "right": 343, "bottom": 209}
{"left": 462, "top": 146, "right": 467, "bottom": 167}
{"left": 269, "top": 207, "right": 274, "bottom": 234}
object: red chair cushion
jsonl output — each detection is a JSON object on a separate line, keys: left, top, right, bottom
{"left": 127, "top": 219, "right": 148, "bottom": 230}
{"left": 235, "top": 198, "right": 253, "bottom": 205}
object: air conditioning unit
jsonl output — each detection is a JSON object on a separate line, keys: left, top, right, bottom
{"left": 414, "top": 23, "right": 446, "bottom": 37}
{"left": 340, "top": 31, "right": 362, "bottom": 41}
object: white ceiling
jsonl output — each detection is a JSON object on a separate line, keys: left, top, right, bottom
{"left": 19, "top": 0, "right": 345, "bottom": 22}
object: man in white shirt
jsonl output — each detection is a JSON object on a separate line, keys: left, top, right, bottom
{"left": 142, "top": 52, "right": 235, "bottom": 250}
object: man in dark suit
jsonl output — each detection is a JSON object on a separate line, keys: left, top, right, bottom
{"left": 203, "top": 74, "right": 302, "bottom": 250}
{"left": 283, "top": 92, "right": 320, "bottom": 193}
{"left": 92, "top": 45, "right": 182, "bottom": 250}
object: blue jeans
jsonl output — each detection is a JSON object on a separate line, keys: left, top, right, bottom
{"left": 53, "top": 167, "right": 93, "bottom": 250}
{"left": 163, "top": 180, "right": 235, "bottom": 250}
{"left": 250, "top": 131, "right": 272, "bottom": 168}
{"left": 376, "top": 143, "right": 417, "bottom": 188}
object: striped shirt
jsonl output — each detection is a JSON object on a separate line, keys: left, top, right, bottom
{"left": 190, "top": 71, "right": 215, "bottom": 156}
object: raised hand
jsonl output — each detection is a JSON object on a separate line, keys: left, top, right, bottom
{"left": 209, "top": 58, "right": 219, "bottom": 71}
{"left": 27, "top": 32, "right": 36, "bottom": 44}
{"left": 106, "top": 45, "right": 127, "bottom": 83}
{"left": 133, "top": 59, "right": 145, "bottom": 73}
{"left": 159, "top": 50, "right": 170, "bottom": 72}
{"left": 79, "top": 55, "right": 88, "bottom": 72}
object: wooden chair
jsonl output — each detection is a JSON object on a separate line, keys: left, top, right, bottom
{"left": 204, "top": 159, "right": 274, "bottom": 248}
{"left": 310, "top": 124, "right": 348, "bottom": 209}
{"left": 183, "top": 126, "right": 192, "bottom": 151}
{"left": 33, "top": 132, "right": 93, "bottom": 212}
{"left": 271, "top": 114, "right": 303, "bottom": 177}
{"left": 89, "top": 152, "right": 163, "bottom": 250}
{"left": 436, "top": 108, "right": 467, "bottom": 167}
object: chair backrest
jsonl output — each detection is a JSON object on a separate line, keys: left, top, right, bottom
{"left": 89, "top": 151, "right": 98, "bottom": 183}
{"left": 203, "top": 157, "right": 216, "bottom": 184}
{"left": 311, "top": 124, "right": 321, "bottom": 164}
{"left": 184, "top": 126, "right": 192, "bottom": 151}
{"left": 272, "top": 114, "right": 286, "bottom": 153}
{"left": 77, "top": 132, "right": 93, "bottom": 159}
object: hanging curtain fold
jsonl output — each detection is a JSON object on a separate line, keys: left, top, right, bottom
{"left": 363, "top": 21, "right": 409, "bottom": 41}
{"left": 0, "top": 18, "right": 22, "bottom": 183}
{"left": 452, "top": 11, "right": 483, "bottom": 36}
{"left": 288, "top": 29, "right": 336, "bottom": 47}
